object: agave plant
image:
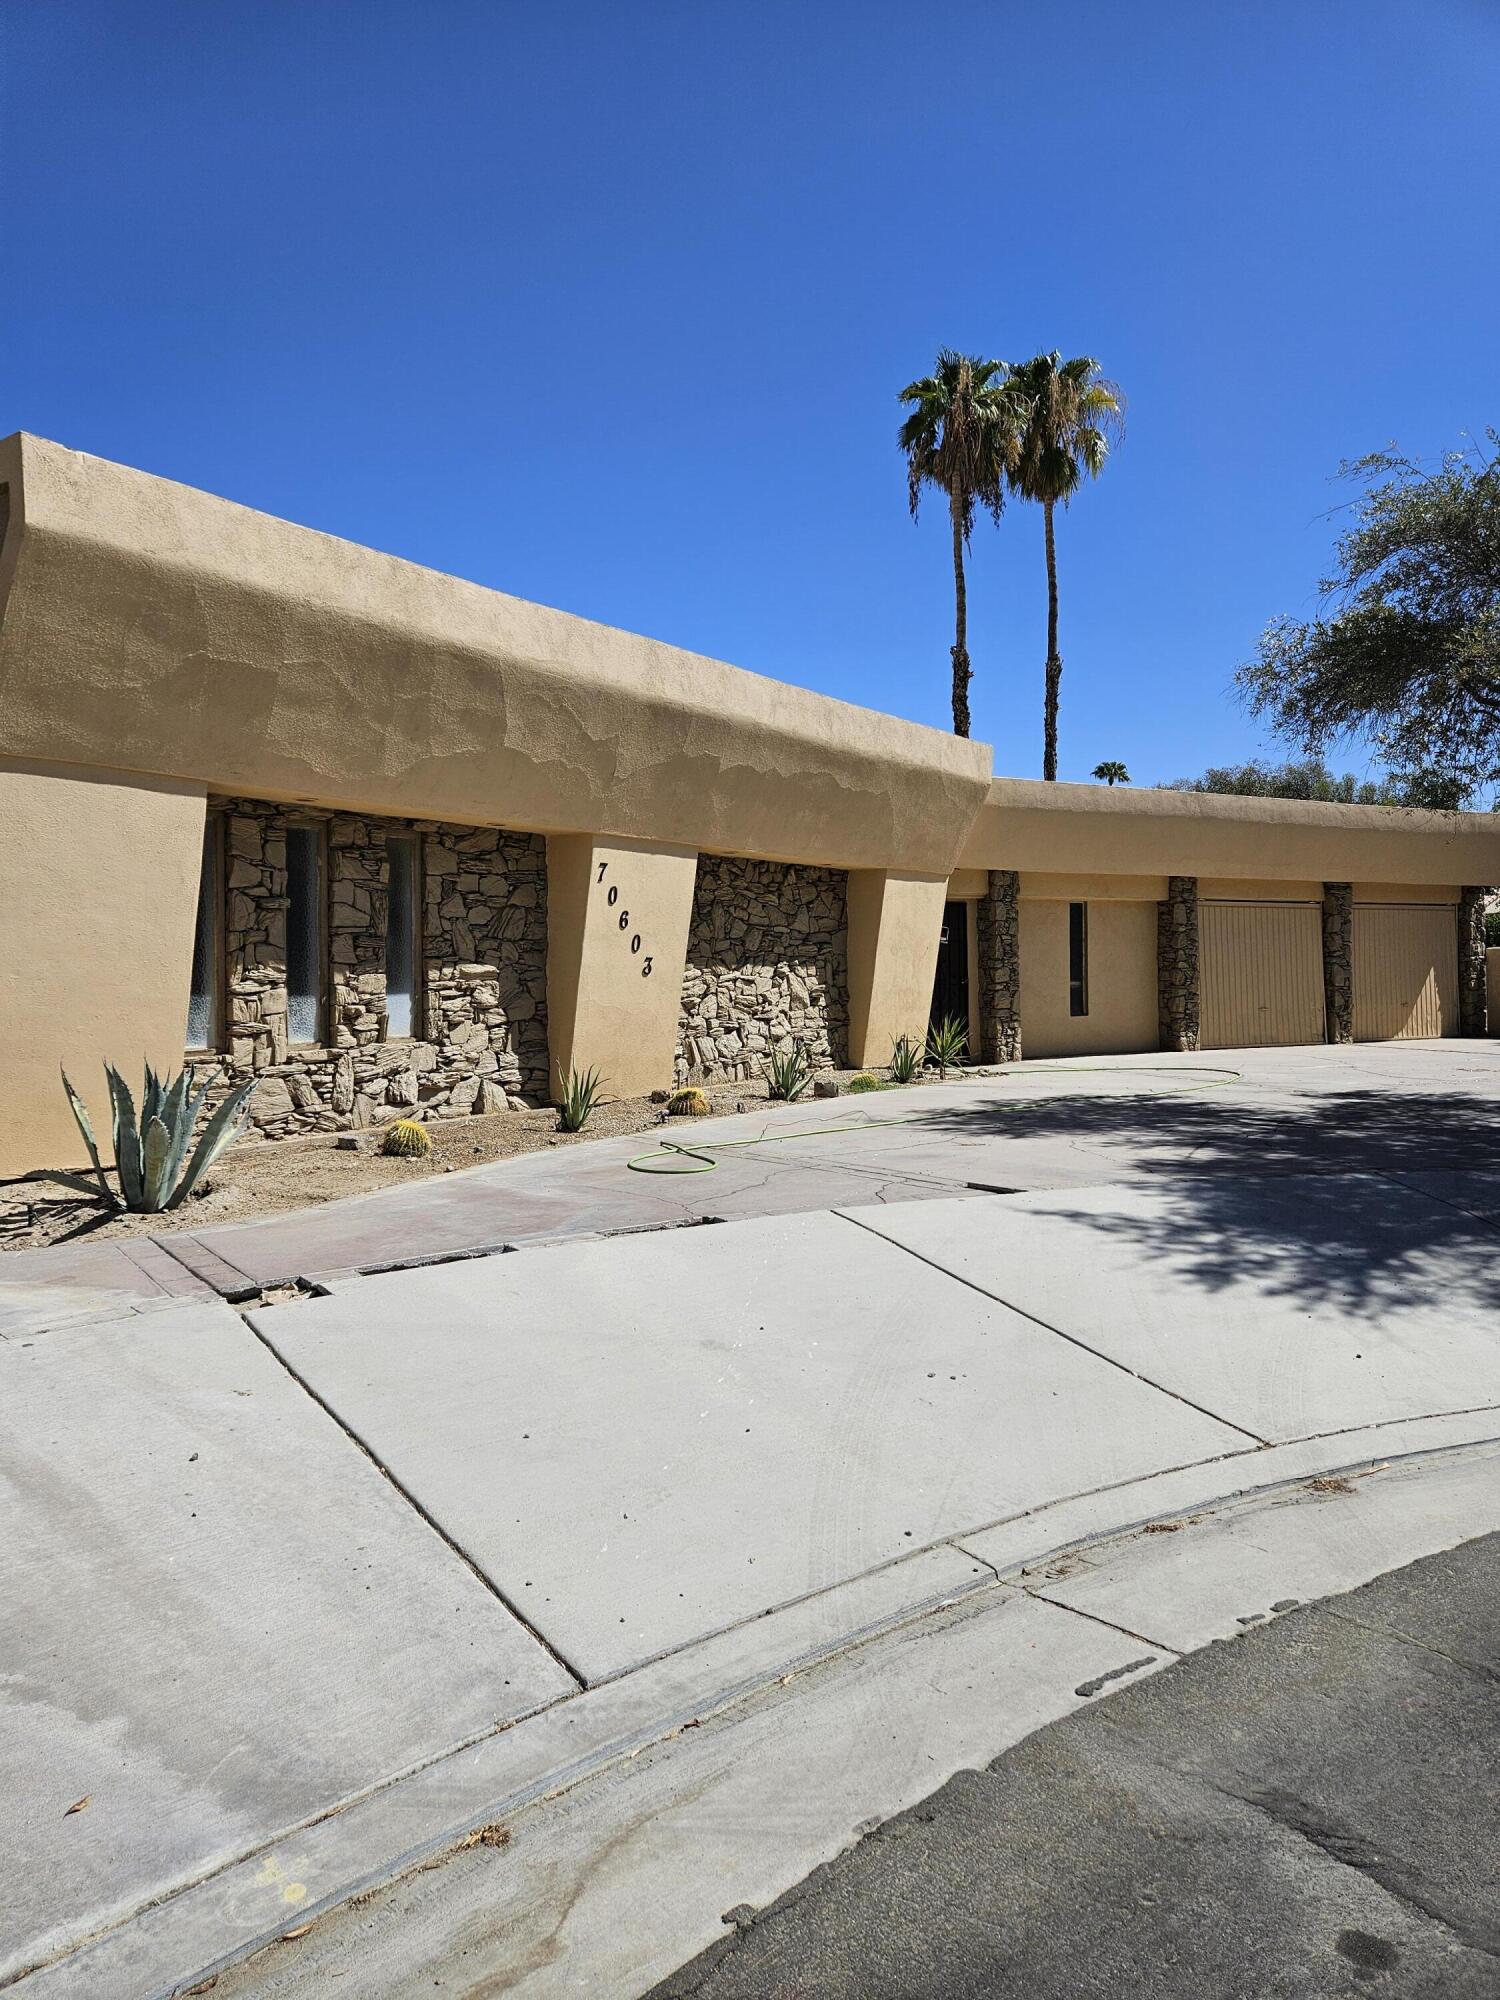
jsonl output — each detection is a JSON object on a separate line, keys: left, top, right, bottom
{"left": 62, "top": 1061, "right": 258, "bottom": 1213}
{"left": 925, "top": 1014, "right": 969, "bottom": 1080}
{"left": 766, "top": 1046, "right": 811, "bottom": 1103}
{"left": 888, "top": 1034, "right": 922, "bottom": 1085}
{"left": 558, "top": 1063, "right": 605, "bottom": 1132}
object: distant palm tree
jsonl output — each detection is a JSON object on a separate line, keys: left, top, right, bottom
{"left": 899, "top": 352, "right": 1023, "bottom": 737}
{"left": 1007, "top": 354, "right": 1125, "bottom": 780}
{"left": 1092, "top": 760, "right": 1130, "bottom": 786}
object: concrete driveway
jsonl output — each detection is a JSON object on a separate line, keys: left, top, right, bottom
{"left": 5, "top": 1037, "right": 1498, "bottom": 1319}
{"left": 4, "top": 1041, "right": 1499, "bottom": 1994}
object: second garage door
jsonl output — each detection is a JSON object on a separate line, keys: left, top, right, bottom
{"left": 1353, "top": 904, "right": 1457, "bottom": 1040}
{"left": 1200, "top": 901, "right": 1325, "bottom": 1050}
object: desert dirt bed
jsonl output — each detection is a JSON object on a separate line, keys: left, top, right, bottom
{"left": 0, "top": 1072, "right": 914, "bottom": 1253}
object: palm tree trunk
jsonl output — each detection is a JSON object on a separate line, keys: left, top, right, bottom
{"left": 1042, "top": 499, "right": 1061, "bottom": 781}
{"left": 950, "top": 494, "right": 971, "bottom": 737}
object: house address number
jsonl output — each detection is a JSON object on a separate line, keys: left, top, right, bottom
{"left": 596, "top": 861, "right": 653, "bottom": 975}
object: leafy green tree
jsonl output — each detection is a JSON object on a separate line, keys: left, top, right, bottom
{"left": 1238, "top": 439, "right": 1500, "bottom": 795}
{"left": 1091, "top": 760, "right": 1130, "bottom": 785}
{"left": 899, "top": 352, "right": 1023, "bottom": 736}
{"left": 1006, "top": 353, "right": 1124, "bottom": 780}
{"left": 1162, "top": 757, "right": 1464, "bottom": 807}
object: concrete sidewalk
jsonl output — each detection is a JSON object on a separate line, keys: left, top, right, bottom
{"left": 4, "top": 1041, "right": 1499, "bottom": 1994}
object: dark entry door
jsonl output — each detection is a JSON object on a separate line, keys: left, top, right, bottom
{"left": 930, "top": 900, "right": 970, "bottom": 1038}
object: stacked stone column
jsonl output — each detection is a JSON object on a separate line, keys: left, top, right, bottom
{"left": 975, "top": 869, "right": 1021, "bottom": 1063}
{"left": 1157, "top": 877, "right": 1200, "bottom": 1052}
{"left": 1458, "top": 886, "right": 1491, "bottom": 1037}
{"left": 1321, "top": 883, "right": 1353, "bottom": 1044}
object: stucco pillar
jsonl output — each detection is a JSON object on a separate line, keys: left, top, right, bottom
{"left": 546, "top": 834, "right": 698, "bottom": 1102}
{"left": 975, "top": 869, "right": 1022, "bottom": 1064}
{"left": 1458, "top": 886, "right": 1491, "bottom": 1037}
{"left": 1321, "top": 882, "right": 1353, "bottom": 1045}
{"left": 845, "top": 871, "right": 949, "bottom": 1069}
{"left": 0, "top": 759, "right": 207, "bottom": 1177}
{"left": 1157, "top": 876, "right": 1200, "bottom": 1053}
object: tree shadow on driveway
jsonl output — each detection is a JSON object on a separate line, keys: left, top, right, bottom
{"left": 911, "top": 1085, "right": 1500, "bottom": 1320}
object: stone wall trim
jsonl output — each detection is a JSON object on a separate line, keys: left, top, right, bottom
{"left": 1322, "top": 882, "right": 1353, "bottom": 1045}
{"left": 1157, "top": 876, "right": 1200, "bottom": 1053}
{"left": 975, "top": 869, "right": 1021, "bottom": 1064}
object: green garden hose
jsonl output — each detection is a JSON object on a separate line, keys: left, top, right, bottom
{"left": 625, "top": 1064, "right": 1243, "bottom": 1175}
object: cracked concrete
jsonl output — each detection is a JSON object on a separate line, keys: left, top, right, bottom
{"left": 6, "top": 1041, "right": 1500, "bottom": 1995}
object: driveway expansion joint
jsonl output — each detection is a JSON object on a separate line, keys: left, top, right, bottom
{"left": 832, "top": 1205, "right": 1269, "bottom": 1448}
{"left": 235, "top": 1306, "right": 590, "bottom": 1690}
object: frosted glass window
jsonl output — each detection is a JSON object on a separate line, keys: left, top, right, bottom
{"left": 186, "top": 818, "right": 220, "bottom": 1048}
{"left": 286, "top": 825, "right": 323, "bottom": 1043}
{"left": 385, "top": 835, "right": 417, "bottom": 1037}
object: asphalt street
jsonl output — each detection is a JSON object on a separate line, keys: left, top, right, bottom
{"left": 653, "top": 1532, "right": 1500, "bottom": 2000}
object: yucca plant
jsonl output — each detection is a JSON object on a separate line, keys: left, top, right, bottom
{"left": 889, "top": 1034, "right": 922, "bottom": 1085}
{"left": 558, "top": 1063, "right": 604, "bottom": 1132}
{"left": 61, "top": 1061, "right": 257, "bottom": 1213}
{"left": 766, "top": 1047, "right": 811, "bottom": 1103}
{"left": 925, "top": 1014, "right": 969, "bottom": 1079}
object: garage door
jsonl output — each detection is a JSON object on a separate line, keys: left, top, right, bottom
{"left": 1200, "top": 901, "right": 1324, "bottom": 1050}
{"left": 1353, "top": 904, "right": 1457, "bottom": 1041}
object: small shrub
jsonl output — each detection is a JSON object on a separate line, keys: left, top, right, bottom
{"left": 925, "top": 1013, "right": 968, "bottom": 1079}
{"left": 558, "top": 1064, "right": 605, "bottom": 1132}
{"left": 888, "top": 1034, "right": 922, "bottom": 1085}
{"left": 767, "top": 1047, "right": 811, "bottom": 1102}
{"left": 62, "top": 1061, "right": 256, "bottom": 1214}
{"left": 668, "top": 1086, "right": 711, "bottom": 1117}
{"left": 847, "top": 1073, "right": 884, "bottom": 1093}
{"left": 381, "top": 1119, "right": 432, "bottom": 1158}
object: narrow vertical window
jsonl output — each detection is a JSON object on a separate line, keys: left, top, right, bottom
{"left": 385, "top": 834, "right": 418, "bottom": 1037}
{"left": 186, "top": 817, "right": 221, "bottom": 1049}
{"left": 1068, "top": 901, "right": 1089, "bottom": 1017}
{"left": 286, "top": 824, "right": 324, "bottom": 1043}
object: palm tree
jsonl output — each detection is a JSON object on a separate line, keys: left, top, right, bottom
{"left": 1092, "top": 760, "right": 1130, "bottom": 786}
{"left": 1006, "top": 354, "right": 1124, "bottom": 780}
{"left": 899, "top": 352, "right": 1022, "bottom": 737}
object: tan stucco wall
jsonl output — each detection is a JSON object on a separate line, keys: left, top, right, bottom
{"left": 1352, "top": 882, "right": 1462, "bottom": 903}
{"left": 846, "top": 872, "right": 949, "bottom": 1067}
{"left": 1020, "top": 871, "right": 1170, "bottom": 903}
{"left": 0, "top": 759, "right": 206, "bottom": 1178}
{"left": 545, "top": 835, "right": 698, "bottom": 1101}
{"left": 0, "top": 434, "right": 990, "bottom": 877}
{"left": 1019, "top": 899, "right": 1158, "bottom": 1060}
{"left": 962, "top": 780, "right": 1500, "bottom": 888}
{"left": 945, "top": 867, "right": 989, "bottom": 901}
{"left": 1199, "top": 878, "right": 1322, "bottom": 902}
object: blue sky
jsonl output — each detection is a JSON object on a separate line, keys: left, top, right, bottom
{"left": 4, "top": 2, "right": 1496, "bottom": 783}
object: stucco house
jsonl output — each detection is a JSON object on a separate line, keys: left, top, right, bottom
{"left": 1, "top": 432, "right": 1495, "bottom": 1181}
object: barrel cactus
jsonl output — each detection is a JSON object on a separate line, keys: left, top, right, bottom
{"left": 381, "top": 1118, "right": 433, "bottom": 1158}
{"left": 667, "top": 1086, "right": 711, "bottom": 1117}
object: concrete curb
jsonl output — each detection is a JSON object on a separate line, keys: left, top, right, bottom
{"left": 20, "top": 1409, "right": 1500, "bottom": 1999}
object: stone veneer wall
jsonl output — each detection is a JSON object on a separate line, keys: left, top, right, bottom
{"left": 188, "top": 799, "right": 548, "bottom": 1139}
{"left": 1321, "top": 882, "right": 1354, "bottom": 1045}
{"left": 1157, "top": 876, "right": 1201, "bottom": 1053}
{"left": 975, "top": 869, "right": 1021, "bottom": 1063}
{"left": 1458, "top": 885, "right": 1491, "bottom": 1038}
{"left": 676, "top": 856, "right": 848, "bottom": 1083}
